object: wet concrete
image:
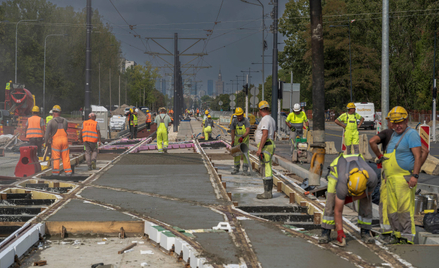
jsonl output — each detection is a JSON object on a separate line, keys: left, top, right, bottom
{"left": 116, "top": 153, "right": 203, "bottom": 165}
{"left": 194, "top": 233, "right": 240, "bottom": 265}
{"left": 0, "top": 152, "right": 20, "bottom": 177}
{"left": 80, "top": 187, "right": 224, "bottom": 230}
{"left": 46, "top": 199, "right": 140, "bottom": 222}
{"left": 241, "top": 220, "right": 355, "bottom": 268}
{"left": 386, "top": 245, "right": 439, "bottom": 268}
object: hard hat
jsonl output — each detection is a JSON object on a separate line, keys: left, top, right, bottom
{"left": 49, "top": 110, "right": 53, "bottom": 114}
{"left": 89, "top": 112, "right": 96, "bottom": 118}
{"left": 388, "top": 106, "right": 408, "bottom": 123}
{"left": 235, "top": 107, "right": 244, "bottom": 116}
{"left": 135, "top": 108, "right": 139, "bottom": 113}
{"left": 293, "top": 103, "right": 301, "bottom": 112}
{"left": 385, "top": 111, "right": 392, "bottom": 120}
{"left": 347, "top": 102, "right": 356, "bottom": 109}
{"left": 52, "top": 105, "right": 61, "bottom": 112}
{"left": 146, "top": 109, "right": 149, "bottom": 113}
{"left": 347, "top": 168, "right": 369, "bottom": 196}
{"left": 32, "top": 106, "right": 40, "bottom": 113}
{"left": 208, "top": 115, "right": 211, "bottom": 118}
{"left": 258, "top": 100, "right": 270, "bottom": 110}
{"left": 130, "top": 108, "right": 133, "bottom": 113}
{"left": 9, "top": 80, "right": 12, "bottom": 83}
{"left": 205, "top": 110, "right": 209, "bottom": 115}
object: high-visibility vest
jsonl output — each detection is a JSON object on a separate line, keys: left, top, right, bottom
{"left": 5, "top": 82, "right": 10, "bottom": 90}
{"left": 26, "top": 116, "right": 43, "bottom": 138}
{"left": 46, "top": 115, "right": 53, "bottom": 124}
{"left": 146, "top": 113, "right": 152, "bottom": 123}
{"left": 82, "top": 119, "right": 99, "bottom": 142}
{"left": 130, "top": 114, "right": 138, "bottom": 126}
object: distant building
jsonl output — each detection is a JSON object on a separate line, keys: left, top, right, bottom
{"left": 215, "top": 68, "right": 224, "bottom": 96}
{"left": 125, "top": 61, "right": 137, "bottom": 71}
{"left": 207, "top": 80, "right": 214, "bottom": 96}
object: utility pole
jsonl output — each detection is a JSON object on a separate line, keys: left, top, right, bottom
{"left": 270, "top": 0, "right": 279, "bottom": 127}
{"left": 84, "top": 0, "right": 92, "bottom": 118}
{"left": 381, "top": 0, "right": 389, "bottom": 131}
{"left": 433, "top": 22, "right": 437, "bottom": 142}
{"left": 173, "top": 33, "right": 180, "bottom": 132}
{"left": 309, "top": 0, "right": 326, "bottom": 186}
{"left": 118, "top": 74, "right": 121, "bottom": 108}
{"left": 109, "top": 68, "right": 111, "bottom": 111}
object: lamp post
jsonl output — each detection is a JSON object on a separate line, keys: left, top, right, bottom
{"left": 44, "top": 33, "right": 67, "bottom": 116}
{"left": 16, "top": 19, "right": 43, "bottom": 83}
{"left": 330, "top": 19, "right": 353, "bottom": 102}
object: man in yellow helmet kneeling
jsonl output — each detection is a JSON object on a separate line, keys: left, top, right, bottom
{"left": 318, "top": 153, "right": 378, "bottom": 246}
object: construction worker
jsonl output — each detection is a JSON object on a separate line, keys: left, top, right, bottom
{"left": 46, "top": 110, "right": 53, "bottom": 125}
{"left": 202, "top": 110, "right": 209, "bottom": 131}
{"left": 286, "top": 103, "right": 309, "bottom": 152}
{"left": 197, "top": 108, "right": 200, "bottom": 117}
{"left": 318, "top": 153, "right": 378, "bottom": 246}
{"left": 155, "top": 107, "right": 172, "bottom": 153}
{"left": 382, "top": 106, "right": 425, "bottom": 244}
{"left": 80, "top": 113, "right": 101, "bottom": 170}
{"left": 230, "top": 107, "right": 250, "bottom": 175}
{"left": 129, "top": 108, "right": 138, "bottom": 139}
{"left": 145, "top": 108, "right": 152, "bottom": 132}
{"left": 335, "top": 102, "right": 364, "bottom": 154}
{"left": 5, "top": 80, "right": 11, "bottom": 109}
{"left": 44, "top": 105, "right": 72, "bottom": 176}
{"left": 25, "top": 106, "right": 45, "bottom": 156}
{"left": 204, "top": 114, "right": 214, "bottom": 141}
{"left": 255, "top": 101, "right": 276, "bottom": 199}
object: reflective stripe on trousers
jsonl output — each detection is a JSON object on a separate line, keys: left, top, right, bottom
{"left": 257, "top": 140, "right": 275, "bottom": 178}
{"left": 52, "top": 128, "right": 71, "bottom": 175}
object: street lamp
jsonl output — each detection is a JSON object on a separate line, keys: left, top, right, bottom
{"left": 44, "top": 34, "right": 67, "bottom": 115}
{"left": 240, "top": 0, "right": 266, "bottom": 101}
{"left": 330, "top": 19, "right": 353, "bottom": 102}
{"left": 16, "top": 19, "right": 43, "bottom": 83}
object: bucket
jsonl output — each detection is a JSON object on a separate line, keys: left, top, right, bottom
{"left": 415, "top": 195, "right": 428, "bottom": 215}
{"left": 230, "top": 143, "right": 249, "bottom": 157}
{"left": 423, "top": 193, "right": 438, "bottom": 211}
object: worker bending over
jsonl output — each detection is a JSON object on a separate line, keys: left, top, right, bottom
{"left": 80, "top": 113, "right": 101, "bottom": 170}
{"left": 335, "top": 102, "right": 364, "bottom": 154}
{"left": 44, "top": 105, "right": 72, "bottom": 176}
{"left": 25, "top": 106, "right": 45, "bottom": 156}
{"left": 286, "top": 103, "right": 309, "bottom": 151}
{"left": 155, "top": 107, "right": 172, "bottom": 153}
{"left": 230, "top": 107, "right": 250, "bottom": 175}
{"left": 204, "top": 115, "right": 214, "bottom": 141}
{"left": 319, "top": 153, "right": 378, "bottom": 246}
{"left": 255, "top": 101, "right": 276, "bottom": 199}
{"left": 145, "top": 108, "right": 152, "bottom": 132}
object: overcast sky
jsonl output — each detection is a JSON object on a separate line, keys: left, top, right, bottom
{"left": 8, "top": 0, "right": 289, "bottom": 95}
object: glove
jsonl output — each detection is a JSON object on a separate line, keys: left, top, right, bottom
{"left": 344, "top": 196, "right": 353, "bottom": 204}
{"left": 238, "top": 137, "right": 244, "bottom": 143}
{"left": 231, "top": 141, "right": 234, "bottom": 147}
{"left": 337, "top": 230, "right": 346, "bottom": 243}
{"left": 376, "top": 154, "right": 384, "bottom": 169}
{"left": 259, "top": 153, "right": 264, "bottom": 162}
{"left": 290, "top": 126, "right": 296, "bottom": 132}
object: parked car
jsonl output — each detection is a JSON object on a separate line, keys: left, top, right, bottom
{"left": 110, "top": 115, "right": 126, "bottom": 131}
{"left": 354, "top": 102, "right": 375, "bottom": 129}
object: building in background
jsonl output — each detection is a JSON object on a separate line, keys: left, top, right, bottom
{"left": 207, "top": 80, "right": 214, "bottom": 96}
{"left": 125, "top": 61, "right": 137, "bottom": 71}
{"left": 215, "top": 68, "right": 224, "bottom": 96}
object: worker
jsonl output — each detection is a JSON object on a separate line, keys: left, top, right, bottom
{"left": 197, "top": 108, "right": 200, "bottom": 117}
{"left": 25, "top": 106, "right": 45, "bottom": 157}
{"left": 5, "top": 80, "right": 11, "bottom": 108}
{"left": 255, "top": 101, "right": 276, "bottom": 199}
{"left": 318, "top": 153, "right": 378, "bottom": 246}
{"left": 335, "top": 102, "right": 364, "bottom": 154}
{"left": 382, "top": 106, "right": 426, "bottom": 244}
{"left": 46, "top": 110, "right": 53, "bottom": 125}
{"left": 204, "top": 114, "right": 214, "bottom": 141}
{"left": 230, "top": 107, "right": 251, "bottom": 175}
{"left": 285, "top": 103, "right": 309, "bottom": 152}
{"left": 44, "top": 105, "right": 72, "bottom": 176}
{"left": 129, "top": 108, "right": 138, "bottom": 139}
{"left": 155, "top": 107, "right": 172, "bottom": 153}
{"left": 145, "top": 108, "right": 152, "bottom": 132}
{"left": 80, "top": 113, "right": 101, "bottom": 170}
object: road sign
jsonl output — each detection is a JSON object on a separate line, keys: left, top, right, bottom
{"left": 419, "top": 123, "right": 430, "bottom": 150}
{"left": 218, "top": 101, "right": 223, "bottom": 105}
{"left": 230, "top": 105, "right": 235, "bottom": 110}
{"left": 250, "top": 104, "right": 258, "bottom": 108}
{"left": 229, "top": 101, "right": 236, "bottom": 106}
{"left": 250, "top": 96, "right": 259, "bottom": 105}
{"left": 300, "top": 102, "right": 306, "bottom": 107}
{"left": 250, "top": 87, "right": 259, "bottom": 96}
{"left": 229, "top": 95, "right": 236, "bottom": 101}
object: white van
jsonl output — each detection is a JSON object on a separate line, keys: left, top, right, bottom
{"left": 354, "top": 102, "right": 375, "bottom": 129}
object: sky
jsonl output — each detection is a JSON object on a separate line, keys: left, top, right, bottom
{"left": 9, "top": 0, "right": 289, "bottom": 96}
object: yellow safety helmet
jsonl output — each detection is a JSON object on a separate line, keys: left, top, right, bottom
{"left": 130, "top": 108, "right": 133, "bottom": 113}
{"left": 258, "top": 100, "right": 270, "bottom": 110}
{"left": 387, "top": 106, "right": 408, "bottom": 123}
{"left": 9, "top": 80, "right": 12, "bottom": 83}
{"left": 32, "top": 106, "right": 40, "bottom": 113}
{"left": 347, "top": 168, "right": 369, "bottom": 196}
{"left": 346, "top": 102, "right": 356, "bottom": 109}
{"left": 235, "top": 107, "right": 244, "bottom": 116}
{"left": 52, "top": 105, "right": 61, "bottom": 112}
{"left": 205, "top": 110, "right": 209, "bottom": 115}
{"left": 146, "top": 109, "right": 149, "bottom": 113}
{"left": 208, "top": 115, "right": 211, "bottom": 118}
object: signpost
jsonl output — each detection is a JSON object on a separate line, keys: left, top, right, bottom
{"left": 419, "top": 122, "right": 431, "bottom": 150}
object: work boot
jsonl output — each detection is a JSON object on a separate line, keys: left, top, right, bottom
{"left": 88, "top": 165, "right": 92, "bottom": 171}
{"left": 256, "top": 179, "right": 273, "bottom": 199}
{"left": 91, "top": 160, "right": 96, "bottom": 170}
{"left": 389, "top": 235, "right": 400, "bottom": 245}
{"left": 360, "top": 229, "right": 375, "bottom": 244}
{"left": 242, "top": 165, "right": 250, "bottom": 176}
{"left": 163, "top": 147, "right": 168, "bottom": 153}
{"left": 231, "top": 165, "right": 240, "bottom": 175}
{"left": 318, "top": 228, "right": 331, "bottom": 244}
{"left": 378, "top": 233, "right": 392, "bottom": 244}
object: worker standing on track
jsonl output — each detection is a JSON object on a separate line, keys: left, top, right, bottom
{"left": 255, "top": 101, "right": 276, "bottom": 199}
{"left": 335, "top": 102, "right": 364, "bottom": 154}
{"left": 44, "top": 105, "right": 72, "bottom": 176}
{"left": 319, "top": 153, "right": 378, "bottom": 246}
{"left": 197, "top": 108, "right": 200, "bottom": 117}
{"left": 25, "top": 106, "right": 45, "bottom": 156}
{"left": 80, "top": 113, "right": 101, "bottom": 171}
{"left": 202, "top": 110, "right": 209, "bottom": 134}
{"left": 382, "top": 106, "right": 425, "bottom": 244}
{"left": 130, "top": 108, "right": 138, "bottom": 139}
{"left": 5, "top": 80, "right": 11, "bottom": 108}
{"left": 286, "top": 103, "right": 309, "bottom": 152}
{"left": 145, "top": 108, "right": 152, "bottom": 132}
{"left": 46, "top": 110, "right": 53, "bottom": 125}
{"left": 204, "top": 114, "right": 214, "bottom": 141}
{"left": 230, "top": 107, "right": 250, "bottom": 175}
{"left": 155, "top": 107, "right": 172, "bottom": 153}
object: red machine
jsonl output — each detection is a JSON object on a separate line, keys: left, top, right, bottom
{"left": 14, "top": 146, "right": 41, "bottom": 177}
{"left": 6, "top": 85, "right": 34, "bottom": 116}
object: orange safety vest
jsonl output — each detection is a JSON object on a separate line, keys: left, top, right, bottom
{"left": 82, "top": 119, "right": 99, "bottom": 143}
{"left": 146, "top": 113, "right": 152, "bottom": 123}
{"left": 26, "top": 115, "right": 43, "bottom": 138}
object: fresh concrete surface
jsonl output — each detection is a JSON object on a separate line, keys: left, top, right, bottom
{"left": 116, "top": 153, "right": 203, "bottom": 166}
{"left": 22, "top": 238, "right": 183, "bottom": 268}
{"left": 46, "top": 199, "right": 140, "bottom": 222}
{"left": 194, "top": 233, "right": 240, "bottom": 265}
{"left": 0, "top": 152, "right": 20, "bottom": 177}
{"left": 387, "top": 245, "right": 439, "bottom": 268}
{"left": 80, "top": 187, "right": 224, "bottom": 230}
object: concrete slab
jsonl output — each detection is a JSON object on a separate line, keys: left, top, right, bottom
{"left": 80, "top": 187, "right": 225, "bottom": 230}
{"left": 116, "top": 153, "right": 203, "bottom": 165}
{"left": 387, "top": 245, "right": 439, "bottom": 268}
{"left": 46, "top": 199, "right": 140, "bottom": 222}
{"left": 241, "top": 220, "right": 355, "bottom": 268}
{"left": 0, "top": 152, "right": 20, "bottom": 177}
{"left": 194, "top": 233, "right": 240, "bottom": 265}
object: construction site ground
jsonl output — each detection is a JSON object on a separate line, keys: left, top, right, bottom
{"left": 0, "top": 118, "right": 439, "bottom": 267}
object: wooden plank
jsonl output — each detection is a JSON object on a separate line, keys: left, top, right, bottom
{"left": 45, "top": 221, "right": 144, "bottom": 236}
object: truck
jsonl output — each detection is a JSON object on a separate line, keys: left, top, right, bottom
{"left": 354, "top": 102, "right": 375, "bottom": 130}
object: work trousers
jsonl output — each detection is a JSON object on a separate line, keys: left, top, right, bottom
{"left": 131, "top": 126, "right": 137, "bottom": 139}
{"left": 157, "top": 128, "right": 168, "bottom": 152}
{"left": 84, "top": 141, "right": 98, "bottom": 166}
{"left": 29, "top": 138, "right": 43, "bottom": 157}
{"left": 344, "top": 129, "right": 360, "bottom": 154}
{"left": 204, "top": 126, "right": 212, "bottom": 141}
{"left": 379, "top": 171, "right": 391, "bottom": 234}
{"left": 258, "top": 141, "right": 275, "bottom": 179}
{"left": 146, "top": 123, "right": 151, "bottom": 131}
{"left": 290, "top": 123, "right": 304, "bottom": 147}
{"left": 233, "top": 136, "right": 249, "bottom": 170}
{"left": 51, "top": 137, "right": 72, "bottom": 175}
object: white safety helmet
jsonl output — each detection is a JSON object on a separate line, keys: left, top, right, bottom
{"left": 135, "top": 108, "right": 139, "bottom": 113}
{"left": 293, "top": 103, "right": 301, "bottom": 112}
